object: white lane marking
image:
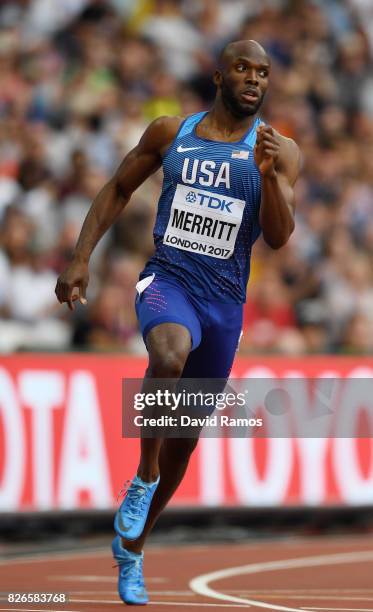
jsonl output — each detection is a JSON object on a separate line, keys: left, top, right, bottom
{"left": 302, "top": 609, "right": 373, "bottom": 611}
{"left": 66, "top": 590, "right": 117, "bottom": 595}
{"left": 62, "top": 590, "right": 373, "bottom": 603}
{"left": 244, "top": 596, "right": 373, "bottom": 602}
{"left": 50, "top": 575, "right": 167, "bottom": 584}
{"left": 69, "top": 590, "right": 193, "bottom": 596}
{"left": 70, "top": 599, "right": 249, "bottom": 607}
{"left": 51, "top": 575, "right": 117, "bottom": 583}
{"left": 50, "top": 589, "right": 373, "bottom": 601}
{"left": 149, "top": 591, "right": 194, "bottom": 596}
{"left": 70, "top": 599, "right": 122, "bottom": 604}
{"left": 230, "top": 590, "right": 373, "bottom": 594}
{"left": 0, "top": 548, "right": 108, "bottom": 565}
{"left": 0, "top": 538, "right": 367, "bottom": 567}
{"left": 190, "top": 550, "right": 373, "bottom": 612}
{"left": 51, "top": 575, "right": 115, "bottom": 583}
{"left": 149, "top": 603, "right": 250, "bottom": 608}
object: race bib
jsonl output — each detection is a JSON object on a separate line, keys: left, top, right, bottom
{"left": 163, "top": 184, "right": 245, "bottom": 259}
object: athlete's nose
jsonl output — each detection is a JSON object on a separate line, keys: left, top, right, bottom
{"left": 245, "top": 69, "right": 259, "bottom": 86}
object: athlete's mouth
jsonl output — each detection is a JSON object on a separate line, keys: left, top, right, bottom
{"left": 241, "top": 89, "right": 260, "bottom": 103}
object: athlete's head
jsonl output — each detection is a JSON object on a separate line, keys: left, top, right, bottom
{"left": 214, "top": 40, "right": 270, "bottom": 118}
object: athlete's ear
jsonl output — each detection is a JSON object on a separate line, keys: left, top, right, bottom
{"left": 213, "top": 70, "right": 222, "bottom": 87}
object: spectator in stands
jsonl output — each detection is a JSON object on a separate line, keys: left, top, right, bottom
{"left": 0, "top": 0, "right": 371, "bottom": 354}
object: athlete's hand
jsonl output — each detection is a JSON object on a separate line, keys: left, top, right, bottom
{"left": 254, "top": 126, "right": 280, "bottom": 177}
{"left": 55, "top": 259, "right": 89, "bottom": 311}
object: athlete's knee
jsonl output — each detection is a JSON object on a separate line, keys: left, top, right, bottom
{"left": 146, "top": 323, "right": 191, "bottom": 379}
{"left": 164, "top": 437, "right": 199, "bottom": 462}
{"left": 147, "top": 350, "right": 186, "bottom": 379}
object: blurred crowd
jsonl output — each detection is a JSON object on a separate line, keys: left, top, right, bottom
{"left": 0, "top": 0, "right": 372, "bottom": 355}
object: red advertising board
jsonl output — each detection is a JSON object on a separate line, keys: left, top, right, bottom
{"left": 0, "top": 355, "right": 373, "bottom": 511}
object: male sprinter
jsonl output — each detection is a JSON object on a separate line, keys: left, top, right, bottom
{"left": 55, "top": 40, "right": 300, "bottom": 605}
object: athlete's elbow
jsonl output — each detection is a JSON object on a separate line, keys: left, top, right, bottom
{"left": 263, "top": 227, "right": 294, "bottom": 250}
{"left": 264, "top": 236, "right": 286, "bottom": 250}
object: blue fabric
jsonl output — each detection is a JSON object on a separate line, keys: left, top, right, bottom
{"left": 135, "top": 274, "right": 242, "bottom": 379}
{"left": 176, "top": 111, "right": 207, "bottom": 138}
{"left": 140, "top": 111, "right": 262, "bottom": 304}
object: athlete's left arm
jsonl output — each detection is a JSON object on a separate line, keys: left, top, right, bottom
{"left": 255, "top": 126, "right": 301, "bottom": 249}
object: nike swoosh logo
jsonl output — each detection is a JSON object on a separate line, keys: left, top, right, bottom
{"left": 117, "top": 513, "right": 131, "bottom": 532}
{"left": 177, "top": 145, "right": 204, "bottom": 153}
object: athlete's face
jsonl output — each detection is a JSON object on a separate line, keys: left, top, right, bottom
{"left": 217, "top": 51, "right": 270, "bottom": 118}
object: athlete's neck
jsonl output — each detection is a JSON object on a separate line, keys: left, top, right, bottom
{"left": 206, "top": 98, "right": 257, "bottom": 140}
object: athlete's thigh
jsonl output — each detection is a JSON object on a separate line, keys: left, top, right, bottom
{"left": 181, "top": 301, "right": 243, "bottom": 380}
{"left": 135, "top": 275, "right": 202, "bottom": 353}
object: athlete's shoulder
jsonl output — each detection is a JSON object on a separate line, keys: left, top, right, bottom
{"left": 141, "top": 115, "right": 187, "bottom": 155}
{"left": 147, "top": 115, "right": 186, "bottom": 139}
{"left": 150, "top": 114, "right": 185, "bottom": 134}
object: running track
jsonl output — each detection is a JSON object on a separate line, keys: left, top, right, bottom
{"left": 1, "top": 535, "right": 373, "bottom": 611}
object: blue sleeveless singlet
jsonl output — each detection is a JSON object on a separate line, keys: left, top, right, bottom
{"left": 140, "top": 111, "right": 262, "bottom": 304}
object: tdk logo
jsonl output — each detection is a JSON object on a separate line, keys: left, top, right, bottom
{"left": 185, "top": 191, "right": 233, "bottom": 213}
{"left": 186, "top": 191, "right": 197, "bottom": 203}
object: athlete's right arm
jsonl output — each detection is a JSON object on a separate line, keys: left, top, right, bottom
{"left": 55, "top": 116, "right": 181, "bottom": 310}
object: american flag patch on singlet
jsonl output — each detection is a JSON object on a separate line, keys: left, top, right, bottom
{"left": 231, "top": 150, "right": 250, "bottom": 159}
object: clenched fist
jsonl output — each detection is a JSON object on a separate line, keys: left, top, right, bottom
{"left": 254, "top": 125, "right": 280, "bottom": 177}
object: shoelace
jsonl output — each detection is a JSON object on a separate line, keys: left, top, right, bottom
{"left": 113, "top": 556, "right": 145, "bottom": 587}
{"left": 116, "top": 479, "right": 132, "bottom": 501}
{"left": 117, "top": 479, "right": 148, "bottom": 520}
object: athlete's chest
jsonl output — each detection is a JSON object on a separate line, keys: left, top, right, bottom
{"left": 163, "top": 138, "right": 260, "bottom": 196}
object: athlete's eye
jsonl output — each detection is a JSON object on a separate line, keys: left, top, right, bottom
{"left": 258, "top": 70, "right": 268, "bottom": 78}
{"left": 236, "top": 64, "right": 246, "bottom": 72}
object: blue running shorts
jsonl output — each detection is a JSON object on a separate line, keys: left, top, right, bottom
{"left": 135, "top": 273, "right": 243, "bottom": 380}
